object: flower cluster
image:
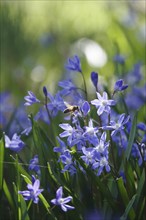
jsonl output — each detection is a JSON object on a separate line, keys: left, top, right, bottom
{"left": 2, "top": 55, "right": 145, "bottom": 218}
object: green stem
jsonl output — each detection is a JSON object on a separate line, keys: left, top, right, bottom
{"left": 27, "top": 200, "right": 32, "bottom": 211}
{"left": 80, "top": 71, "right": 88, "bottom": 100}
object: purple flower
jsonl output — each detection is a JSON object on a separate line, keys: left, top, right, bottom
{"left": 114, "top": 79, "right": 128, "bottom": 93}
{"left": 84, "top": 119, "right": 98, "bottom": 136}
{"left": 35, "top": 107, "right": 50, "bottom": 124}
{"left": 91, "top": 72, "right": 98, "bottom": 89}
{"left": 59, "top": 151, "right": 76, "bottom": 175}
{"left": 58, "top": 79, "right": 77, "bottom": 96}
{"left": 93, "top": 132, "right": 109, "bottom": 155}
{"left": 47, "top": 91, "right": 66, "bottom": 117}
{"left": 51, "top": 186, "right": 75, "bottom": 212}
{"left": 18, "top": 176, "right": 43, "bottom": 204}
{"left": 113, "top": 54, "right": 126, "bottom": 64}
{"left": 81, "top": 101, "right": 90, "bottom": 116}
{"left": 29, "top": 155, "right": 41, "bottom": 176}
{"left": 59, "top": 123, "right": 75, "bottom": 146}
{"left": 131, "top": 143, "right": 146, "bottom": 166}
{"left": 53, "top": 137, "right": 67, "bottom": 154}
{"left": 91, "top": 92, "right": 116, "bottom": 115}
{"left": 81, "top": 147, "right": 95, "bottom": 165}
{"left": 65, "top": 55, "right": 82, "bottom": 73}
{"left": 43, "top": 86, "right": 48, "bottom": 97}
{"left": 92, "top": 155, "right": 110, "bottom": 176}
{"left": 5, "top": 133, "right": 25, "bottom": 152}
{"left": 0, "top": 92, "right": 14, "bottom": 128}
{"left": 137, "top": 122, "right": 146, "bottom": 131}
{"left": 103, "top": 113, "right": 130, "bottom": 136}
{"left": 24, "top": 91, "right": 40, "bottom": 106}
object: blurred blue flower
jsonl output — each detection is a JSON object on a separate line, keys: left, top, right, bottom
{"left": 18, "top": 176, "right": 43, "bottom": 204}
{"left": 43, "top": 86, "right": 48, "bottom": 97}
{"left": 5, "top": 133, "right": 25, "bottom": 152}
{"left": 131, "top": 143, "right": 146, "bottom": 166}
{"left": 65, "top": 55, "right": 82, "bottom": 73}
{"left": 35, "top": 106, "right": 50, "bottom": 125}
{"left": 91, "top": 71, "right": 98, "bottom": 89}
{"left": 114, "top": 79, "right": 128, "bottom": 93}
{"left": 113, "top": 54, "right": 126, "bottom": 64}
{"left": 51, "top": 186, "right": 75, "bottom": 212}
{"left": 126, "top": 63, "right": 142, "bottom": 85}
{"left": 8, "top": 103, "right": 32, "bottom": 136}
{"left": 53, "top": 137, "right": 67, "bottom": 154}
{"left": 112, "top": 131, "right": 128, "bottom": 155}
{"left": 125, "top": 85, "right": 146, "bottom": 110}
{"left": 0, "top": 92, "right": 14, "bottom": 129}
{"left": 91, "top": 92, "right": 116, "bottom": 115}
{"left": 47, "top": 91, "right": 66, "bottom": 117}
{"left": 29, "top": 155, "right": 41, "bottom": 176}
{"left": 24, "top": 91, "right": 40, "bottom": 106}
{"left": 58, "top": 79, "right": 77, "bottom": 96}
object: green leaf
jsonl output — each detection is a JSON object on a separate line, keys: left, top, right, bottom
{"left": 3, "top": 179, "right": 15, "bottom": 211}
{"left": 0, "top": 137, "right": 4, "bottom": 190}
{"left": 125, "top": 113, "right": 137, "bottom": 161}
{"left": 13, "top": 182, "right": 30, "bottom": 220}
{"left": 134, "top": 169, "right": 145, "bottom": 219}
{"left": 117, "top": 177, "right": 136, "bottom": 220}
{"left": 120, "top": 194, "right": 137, "bottom": 220}
{"left": 120, "top": 113, "right": 137, "bottom": 170}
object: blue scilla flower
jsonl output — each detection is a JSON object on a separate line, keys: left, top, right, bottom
{"left": 0, "top": 92, "right": 14, "bottom": 129}
{"left": 103, "top": 113, "right": 130, "bottom": 137}
{"left": 59, "top": 151, "right": 76, "bottom": 175}
{"left": 113, "top": 54, "right": 126, "bottom": 64}
{"left": 81, "top": 147, "right": 95, "bottom": 166}
{"left": 125, "top": 85, "right": 146, "bottom": 110}
{"left": 91, "top": 71, "right": 98, "bottom": 89}
{"left": 29, "top": 155, "right": 41, "bottom": 176}
{"left": 53, "top": 137, "right": 67, "bottom": 154}
{"left": 5, "top": 133, "right": 25, "bottom": 152}
{"left": 92, "top": 154, "right": 110, "bottom": 176}
{"left": 83, "top": 119, "right": 99, "bottom": 145}
{"left": 126, "top": 62, "right": 142, "bottom": 85}
{"left": 24, "top": 91, "right": 40, "bottom": 106}
{"left": 131, "top": 143, "right": 146, "bottom": 166}
{"left": 35, "top": 106, "right": 50, "bottom": 125}
{"left": 18, "top": 176, "right": 43, "bottom": 204}
{"left": 59, "top": 123, "right": 76, "bottom": 146}
{"left": 114, "top": 79, "right": 128, "bottom": 93}
{"left": 8, "top": 103, "right": 32, "bottom": 136}
{"left": 47, "top": 91, "right": 66, "bottom": 117}
{"left": 81, "top": 101, "right": 90, "bottom": 116}
{"left": 91, "top": 92, "right": 116, "bottom": 116}
{"left": 65, "top": 55, "right": 82, "bottom": 73}
{"left": 84, "top": 119, "right": 98, "bottom": 137}
{"left": 112, "top": 131, "right": 128, "bottom": 155}
{"left": 58, "top": 79, "right": 77, "bottom": 96}
{"left": 93, "top": 132, "right": 109, "bottom": 155}
{"left": 51, "top": 186, "right": 75, "bottom": 212}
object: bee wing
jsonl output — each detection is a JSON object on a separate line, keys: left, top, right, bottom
{"left": 64, "top": 101, "right": 72, "bottom": 108}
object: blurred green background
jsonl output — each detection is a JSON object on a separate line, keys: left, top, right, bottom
{"left": 0, "top": 1, "right": 145, "bottom": 103}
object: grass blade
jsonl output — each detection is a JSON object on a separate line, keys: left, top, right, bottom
{"left": 0, "top": 137, "right": 4, "bottom": 190}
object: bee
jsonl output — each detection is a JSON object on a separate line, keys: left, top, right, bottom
{"left": 63, "top": 102, "right": 79, "bottom": 114}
